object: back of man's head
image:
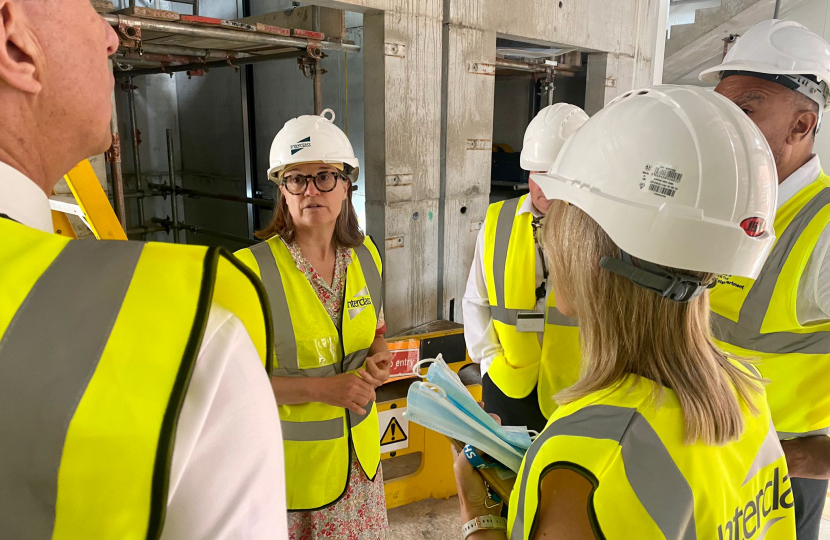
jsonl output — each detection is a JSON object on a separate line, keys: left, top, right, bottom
{"left": 0, "top": 0, "right": 119, "bottom": 193}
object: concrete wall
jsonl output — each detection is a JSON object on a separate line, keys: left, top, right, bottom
{"left": 111, "top": 0, "right": 664, "bottom": 334}
{"left": 314, "top": 0, "right": 665, "bottom": 332}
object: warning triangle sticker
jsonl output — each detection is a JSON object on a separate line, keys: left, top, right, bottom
{"left": 380, "top": 417, "right": 407, "bottom": 446}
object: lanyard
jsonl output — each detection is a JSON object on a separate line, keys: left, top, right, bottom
{"left": 531, "top": 217, "right": 548, "bottom": 301}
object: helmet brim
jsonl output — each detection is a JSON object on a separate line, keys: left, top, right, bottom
{"left": 530, "top": 171, "right": 775, "bottom": 279}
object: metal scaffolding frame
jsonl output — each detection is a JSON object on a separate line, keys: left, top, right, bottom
{"left": 102, "top": 9, "right": 359, "bottom": 244}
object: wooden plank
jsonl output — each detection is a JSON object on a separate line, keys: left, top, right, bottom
{"left": 234, "top": 6, "right": 345, "bottom": 40}
{"left": 292, "top": 28, "right": 326, "bottom": 40}
{"left": 179, "top": 15, "right": 223, "bottom": 26}
{"left": 92, "top": 0, "right": 114, "bottom": 14}
{"left": 221, "top": 20, "right": 256, "bottom": 32}
{"left": 255, "top": 22, "right": 290, "bottom": 37}
{"left": 115, "top": 5, "right": 180, "bottom": 21}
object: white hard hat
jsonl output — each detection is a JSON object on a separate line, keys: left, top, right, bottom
{"left": 520, "top": 103, "right": 589, "bottom": 172}
{"left": 699, "top": 19, "right": 830, "bottom": 113}
{"left": 267, "top": 108, "right": 359, "bottom": 182}
{"left": 531, "top": 85, "right": 777, "bottom": 285}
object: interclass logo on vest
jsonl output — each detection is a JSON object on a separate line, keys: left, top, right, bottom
{"left": 717, "top": 466, "right": 793, "bottom": 540}
{"left": 347, "top": 286, "right": 373, "bottom": 319}
{"left": 290, "top": 136, "right": 312, "bottom": 155}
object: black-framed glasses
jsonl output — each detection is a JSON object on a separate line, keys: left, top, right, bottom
{"left": 281, "top": 171, "right": 343, "bottom": 195}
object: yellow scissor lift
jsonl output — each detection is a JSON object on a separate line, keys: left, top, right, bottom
{"left": 50, "top": 159, "right": 126, "bottom": 240}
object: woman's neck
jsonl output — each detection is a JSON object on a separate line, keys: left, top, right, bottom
{"left": 294, "top": 224, "right": 336, "bottom": 259}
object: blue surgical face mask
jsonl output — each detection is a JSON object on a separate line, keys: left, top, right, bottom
{"left": 413, "top": 355, "right": 535, "bottom": 451}
{"left": 404, "top": 381, "right": 525, "bottom": 472}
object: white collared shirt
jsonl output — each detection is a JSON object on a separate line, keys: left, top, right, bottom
{"left": 0, "top": 161, "right": 53, "bottom": 233}
{"left": 780, "top": 155, "right": 830, "bottom": 324}
{"left": 462, "top": 195, "right": 547, "bottom": 376}
{"left": 0, "top": 162, "right": 288, "bottom": 539}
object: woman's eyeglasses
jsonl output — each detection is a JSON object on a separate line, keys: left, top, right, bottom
{"left": 281, "top": 171, "right": 343, "bottom": 195}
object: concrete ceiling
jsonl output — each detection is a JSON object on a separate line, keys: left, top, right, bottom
{"left": 662, "top": 0, "right": 812, "bottom": 84}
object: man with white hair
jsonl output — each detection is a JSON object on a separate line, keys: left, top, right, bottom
{"left": 0, "top": 1, "right": 287, "bottom": 538}
{"left": 702, "top": 19, "right": 830, "bottom": 540}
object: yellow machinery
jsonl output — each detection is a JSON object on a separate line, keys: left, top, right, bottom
{"left": 51, "top": 159, "right": 126, "bottom": 240}
{"left": 380, "top": 321, "right": 481, "bottom": 509}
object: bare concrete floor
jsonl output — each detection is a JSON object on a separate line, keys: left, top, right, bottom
{"left": 387, "top": 496, "right": 830, "bottom": 539}
{"left": 387, "top": 496, "right": 462, "bottom": 540}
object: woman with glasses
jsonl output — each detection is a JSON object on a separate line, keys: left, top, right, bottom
{"left": 236, "top": 109, "right": 391, "bottom": 540}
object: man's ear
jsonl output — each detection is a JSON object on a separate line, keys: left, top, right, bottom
{"left": 0, "top": 0, "right": 41, "bottom": 94}
{"left": 788, "top": 108, "right": 819, "bottom": 145}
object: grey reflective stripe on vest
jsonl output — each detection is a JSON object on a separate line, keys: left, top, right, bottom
{"left": 281, "top": 418, "right": 345, "bottom": 441}
{"left": 491, "top": 197, "right": 521, "bottom": 325}
{"left": 250, "top": 242, "right": 299, "bottom": 371}
{"left": 547, "top": 306, "right": 578, "bottom": 327}
{"left": 0, "top": 240, "right": 143, "bottom": 540}
{"left": 712, "top": 188, "right": 830, "bottom": 355}
{"left": 344, "top": 349, "right": 374, "bottom": 427}
{"left": 777, "top": 427, "right": 830, "bottom": 439}
{"left": 743, "top": 421, "right": 784, "bottom": 486}
{"left": 344, "top": 242, "right": 383, "bottom": 428}
{"left": 511, "top": 405, "right": 696, "bottom": 540}
{"left": 274, "top": 364, "right": 338, "bottom": 378}
{"left": 354, "top": 242, "right": 383, "bottom": 318}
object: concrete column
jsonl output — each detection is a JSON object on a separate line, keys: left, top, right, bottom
{"left": 438, "top": 25, "right": 496, "bottom": 322}
{"left": 363, "top": 10, "right": 443, "bottom": 335}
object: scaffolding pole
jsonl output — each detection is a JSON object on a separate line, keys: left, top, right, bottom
{"left": 103, "top": 14, "right": 360, "bottom": 54}
{"left": 125, "top": 77, "right": 146, "bottom": 238}
{"left": 116, "top": 49, "right": 305, "bottom": 78}
{"left": 312, "top": 5, "right": 323, "bottom": 114}
{"left": 495, "top": 57, "right": 555, "bottom": 74}
{"left": 166, "top": 129, "right": 180, "bottom": 243}
{"left": 107, "top": 87, "right": 127, "bottom": 229}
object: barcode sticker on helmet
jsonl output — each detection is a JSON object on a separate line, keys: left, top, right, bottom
{"left": 640, "top": 164, "right": 683, "bottom": 198}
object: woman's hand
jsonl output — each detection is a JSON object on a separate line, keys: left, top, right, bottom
{"left": 453, "top": 447, "right": 501, "bottom": 522}
{"left": 357, "top": 351, "right": 392, "bottom": 389}
{"left": 314, "top": 373, "right": 376, "bottom": 415}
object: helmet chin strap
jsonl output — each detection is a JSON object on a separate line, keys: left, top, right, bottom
{"left": 599, "top": 251, "right": 708, "bottom": 303}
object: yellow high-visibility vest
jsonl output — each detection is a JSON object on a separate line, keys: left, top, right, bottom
{"left": 236, "top": 235, "right": 383, "bottom": 511}
{"left": 508, "top": 363, "right": 796, "bottom": 540}
{"left": 483, "top": 195, "right": 581, "bottom": 417}
{"left": 710, "top": 171, "right": 830, "bottom": 439}
{"left": 0, "top": 218, "right": 272, "bottom": 540}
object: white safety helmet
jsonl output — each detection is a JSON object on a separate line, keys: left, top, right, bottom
{"left": 699, "top": 19, "right": 830, "bottom": 118}
{"left": 267, "top": 108, "right": 359, "bottom": 182}
{"left": 520, "top": 103, "right": 589, "bottom": 172}
{"left": 531, "top": 85, "right": 777, "bottom": 298}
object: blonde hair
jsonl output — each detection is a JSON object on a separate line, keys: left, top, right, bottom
{"left": 544, "top": 202, "right": 762, "bottom": 445}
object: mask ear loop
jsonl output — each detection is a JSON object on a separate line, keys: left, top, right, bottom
{"left": 411, "top": 353, "right": 444, "bottom": 378}
{"left": 527, "top": 430, "right": 539, "bottom": 441}
{"left": 420, "top": 381, "right": 447, "bottom": 399}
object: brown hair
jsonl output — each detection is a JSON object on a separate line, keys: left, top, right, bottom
{"left": 255, "top": 180, "right": 364, "bottom": 248}
{"left": 544, "top": 202, "right": 762, "bottom": 445}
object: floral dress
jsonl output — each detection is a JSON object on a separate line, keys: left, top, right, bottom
{"left": 286, "top": 241, "right": 389, "bottom": 540}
